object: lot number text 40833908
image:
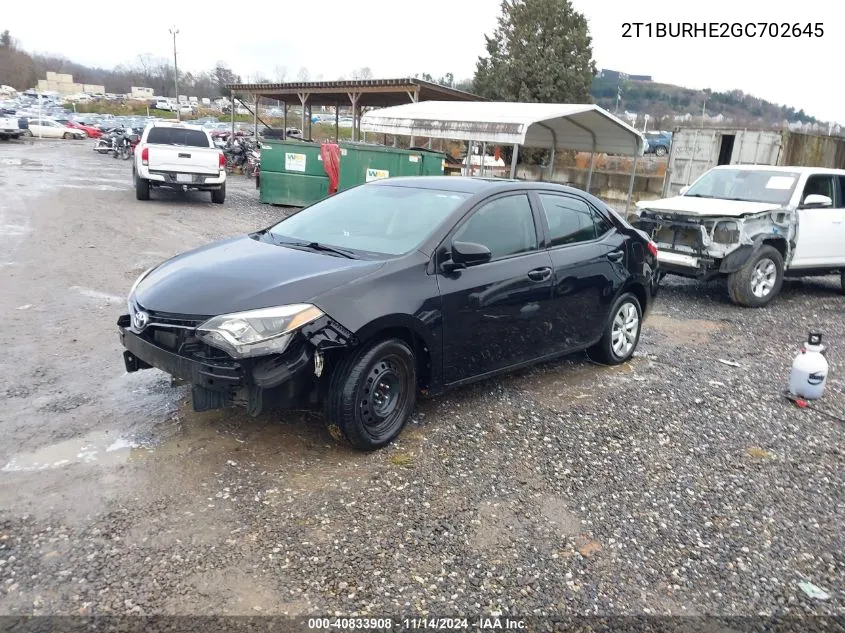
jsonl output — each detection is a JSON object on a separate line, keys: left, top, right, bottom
{"left": 622, "top": 22, "right": 824, "bottom": 38}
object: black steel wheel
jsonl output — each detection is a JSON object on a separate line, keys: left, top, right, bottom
{"left": 324, "top": 339, "right": 417, "bottom": 450}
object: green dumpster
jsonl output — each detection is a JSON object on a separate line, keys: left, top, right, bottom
{"left": 259, "top": 140, "right": 329, "bottom": 206}
{"left": 337, "top": 143, "right": 445, "bottom": 191}
{"left": 258, "top": 140, "right": 446, "bottom": 207}
{"left": 259, "top": 171, "right": 329, "bottom": 207}
{"left": 259, "top": 140, "right": 325, "bottom": 176}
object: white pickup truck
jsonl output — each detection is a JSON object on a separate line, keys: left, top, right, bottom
{"left": 635, "top": 165, "right": 845, "bottom": 307}
{"left": 0, "top": 114, "right": 28, "bottom": 140}
{"left": 133, "top": 121, "right": 226, "bottom": 203}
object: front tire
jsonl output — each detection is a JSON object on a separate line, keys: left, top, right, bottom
{"left": 324, "top": 339, "right": 417, "bottom": 450}
{"left": 840, "top": 270, "right": 845, "bottom": 296}
{"left": 655, "top": 146, "right": 667, "bottom": 157}
{"left": 63, "top": 132, "right": 73, "bottom": 139}
{"left": 135, "top": 172, "right": 150, "bottom": 201}
{"left": 211, "top": 184, "right": 226, "bottom": 204}
{"left": 727, "top": 245, "right": 784, "bottom": 307}
{"left": 589, "top": 292, "right": 642, "bottom": 365}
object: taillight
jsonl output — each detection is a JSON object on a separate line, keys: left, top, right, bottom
{"left": 141, "top": 146, "right": 149, "bottom": 166}
{"left": 219, "top": 152, "right": 225, "bottom": 169}
{"left": 647, "top": 241, "right": 658, "bottom": 258}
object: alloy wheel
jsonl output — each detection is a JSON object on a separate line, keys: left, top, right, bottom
{"left": 611, "top": 301, "right": 640, "bottom": 358}
{"left": 751, "top": 258, "right": 777, "bottom": 298}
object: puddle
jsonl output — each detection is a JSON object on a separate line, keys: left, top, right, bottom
{"left": 68, "top": 176, "right": 131, "bottom": 185}
{"left": 69, "top": 285, "right": 125, "bottom": 303}
{"left": 59, "top": 184, "right": 126, "bottom": 191}
{"left": 1, "top": 431, "right": 151, "bottom": 473}
{"left": 0, "top": 224, "right": 32, "bottom": 237}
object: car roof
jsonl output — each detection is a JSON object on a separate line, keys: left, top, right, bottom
{"left": 146, "top": 120, "right": 205, "bottom": 131}
{"left": 370, "top": 176, "right": 597, "bottom": 195}
{"left": 711, "top": 164, "right": 845, "bottom": 176}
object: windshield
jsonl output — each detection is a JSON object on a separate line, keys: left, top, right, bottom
{"left": 267, "top": 184, "right": 470, "bottom": 256}
{"left": 685, "top": 169, "right": 799, "bottom": 205}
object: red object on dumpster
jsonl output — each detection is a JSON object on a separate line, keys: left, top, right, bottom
{"left": 321, "top": 143, "right": 341, "bottom": 194}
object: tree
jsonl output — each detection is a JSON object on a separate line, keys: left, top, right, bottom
{"left": 212, "top": 63, "right": 240, "bottom": 96}
{"left": 273, "top": 65, "right": 287, "bottom": 82}
{"left": 351, "top": 67, "right": 373, "bottom": 80}
{"left": 473, "top": 0, "right": 596, "bottom": 103}
{"left": 297, "top": 66, "right": 310, "bottom": 81}
{"left": 1, "top": 30, "right": 11, "bottom": 47}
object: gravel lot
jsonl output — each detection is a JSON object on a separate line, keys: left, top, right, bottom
{"left": 0, "top": 139, "right": 842, "bottom": 620}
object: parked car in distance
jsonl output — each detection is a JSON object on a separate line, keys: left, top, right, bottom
{"left": 643, "top": 131, "right": 672, "bottom": 157}
{"left": 153, "top": 99, "right": 176, "bottom": 112}
{"left": 27, "top": 118, "right": 86, "bottom": 139}
{"left": 635, "top": 165, "right": 845, "bottom": 306}
{"left": 118, "top": 177, "right": 659, "bottom": 450}
{"left": 0, "top": 114, "right": 28, "bottom": 140}
{"left": 133, "top": 121, "right": 226, "bottom": 203}
{"left": 55, "top": 118, "right": 103, "bottom": 138}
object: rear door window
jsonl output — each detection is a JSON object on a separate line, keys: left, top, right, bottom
{"left": 538, "top": 194, "right": 612, "bottom": 247}
{"left": 146, "top": 127, "right": 210, "bottom": 147}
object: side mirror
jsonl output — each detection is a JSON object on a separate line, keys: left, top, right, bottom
{"left": 445, "top": 241, "right": 492, "bottom": 271}
{"left": 802, "top": 194, "right": 833, "bottom": 209}
{"left": 679, "top": 185, "right": 690, "bottom": 195}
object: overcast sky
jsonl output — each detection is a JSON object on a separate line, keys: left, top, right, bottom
{"left": 4, "top": 0, "right": 841, "bottom": 122}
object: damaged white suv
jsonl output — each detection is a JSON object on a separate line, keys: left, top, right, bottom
{"left": 635, "top": 165, "right": 845, "bottom": 307}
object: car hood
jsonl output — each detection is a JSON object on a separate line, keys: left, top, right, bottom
{"left": 134, "top": 234, "right": 384, "bottom": 316}
{"left": 637, "top": 195, "right": 783, "bottom": 217}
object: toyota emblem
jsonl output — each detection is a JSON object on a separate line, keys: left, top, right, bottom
{"left": 133, "top": 310, "right": 149, "bottom": 331}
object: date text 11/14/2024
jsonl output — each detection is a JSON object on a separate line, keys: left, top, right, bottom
{"left": 306, "top": 617, "right": 527, "bottom": 630}
{"left": 405, "top": 618, "right": 526, "bottom": 630}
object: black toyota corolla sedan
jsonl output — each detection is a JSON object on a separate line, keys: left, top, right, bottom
{"left": 119, "top": 177, "right": 659, "bottom": 450}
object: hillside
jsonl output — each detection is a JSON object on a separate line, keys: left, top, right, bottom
{"left": 591, "top": 74, "right": 819, "bottom": 129}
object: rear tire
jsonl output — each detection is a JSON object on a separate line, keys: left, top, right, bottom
{"left": 323, "top": 339, "right": 417, "bottom": 450}
{"left": 655, "top": 146, "right": 667, "bottom": 157}
{"left": 211, "top": 184, "right": 226, "bottom": 204}
{"left": 727, "top": 245, "right": 783, "bottom": 307}
{"left": 588, "top": 292, "right": 642, "bottom": 365}
{"left": 135, "top": 172, "right": 150, "bottom": 201}
{"left": 840, "top": 270, "right": 845, "bottom": 296}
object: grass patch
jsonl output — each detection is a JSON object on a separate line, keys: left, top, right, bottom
{"left": 388, "top": 452, "right": 415, "bottom": 467}
{"left": 747, "top": 447, "right": 772, "bottom": 460}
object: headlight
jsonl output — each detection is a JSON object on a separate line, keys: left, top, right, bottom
{"left": 197, "top": 304, "right": 324, "bottom": 359}
{"left": 127, "top": 266, "right": 155, "bottom": 313}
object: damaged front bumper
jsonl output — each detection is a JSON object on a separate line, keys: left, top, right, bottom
{"left": 117, "top": 311, "right": 355, "bottom": 415}
{"left": 635, "top": 212, "right": 776, "bottom": 280}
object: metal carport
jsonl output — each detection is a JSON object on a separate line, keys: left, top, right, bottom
{"left": 226, "top": 78, "right": 484, "bottom": 144}
{"left": 360, "top": 101, "right": 646, "bottom": 210}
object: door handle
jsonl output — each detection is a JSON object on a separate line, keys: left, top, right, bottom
{"left": 607, "top": 250, "right": 624, "bottom": 262}
{"left": 527, "top": 267, "right": 552, "bottom": 282}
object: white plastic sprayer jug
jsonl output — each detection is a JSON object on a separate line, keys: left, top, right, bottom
{"left": 788, "top": 332, "right": 828, "bottom": 400}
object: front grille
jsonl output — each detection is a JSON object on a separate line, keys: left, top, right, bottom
{"left": 134, "top": 305, "right": 233, "bottom": 364}
{"left": 145, "top": 309, "right": 208, "bottom": 330}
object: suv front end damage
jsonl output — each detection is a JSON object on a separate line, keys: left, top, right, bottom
{"left": 635, "top": 208, "right": 795, "bottom": 280}
{"left": 117, "top": 306, "right": 356, "bottom": 417}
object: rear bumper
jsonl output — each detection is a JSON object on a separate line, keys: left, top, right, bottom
{"left": 118, "top": 317, "right": 317, "bottom": 413}
{"left": 137, "top": 165, "right": 225, "bottom": 188}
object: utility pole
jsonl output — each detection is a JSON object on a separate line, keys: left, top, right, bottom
{"left": 169, "top": 26, "right": 180, "bottom": 121}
